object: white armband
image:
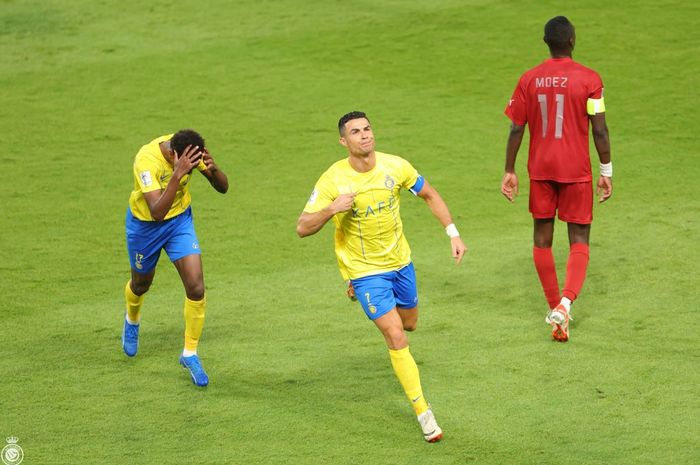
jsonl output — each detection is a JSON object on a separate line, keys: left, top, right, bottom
{"left": 600, "top": 162, "right": 613, "bottom": 178}
{"left": 445, "top": 223, "right": 460, "bottom": 238}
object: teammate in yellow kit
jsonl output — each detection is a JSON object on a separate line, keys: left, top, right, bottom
{"left": 123, "top": 129, "right": 228, "bottom": 386}
{"left": 297, "top": 112, "right": 467, "bottom": 442}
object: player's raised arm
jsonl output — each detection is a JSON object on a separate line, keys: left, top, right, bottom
{"left": 296, "top": 193, "right": 355, "bottom": 238}
{"left": 416, "top": 180, "right": 467, "bottom": 264}
{"left": 200, "top": 149, "right": 229, "bottom": 194}
{"left": 144, "top": 145, "right": 202, "bottom": 221}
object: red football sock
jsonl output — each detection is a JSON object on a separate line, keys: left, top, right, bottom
{"left": 562, "top": 243, "right": 590, "bottom": 302}
{"left": 533, "top": 246, "right": 561, "bottom": 309}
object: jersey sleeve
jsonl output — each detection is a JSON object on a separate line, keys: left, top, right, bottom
{"left": 303, "top": 171, "right": 337, "bottom": 214}
{"left": 588, "top": 71, "right": 604, "bottom": 99}
{"left": 586, "top": 71, "right": 606, "bottom": 115}
{"left": 398, "top": 158, "right": 422, "bottom": 195}
{"left": 196, "top": 158, "right": 207, "bottom": 172}
{"left": 134, "top": 157, "right": 163, "bottom": 193}
{"left": 504, "top": 75, "right": 528, "bottom": 125}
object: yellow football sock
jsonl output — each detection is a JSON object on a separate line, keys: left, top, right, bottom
{"left": 389, "top": 346, "right": 429, "bottom": 415}
{"left": 125, "top": 281, "right": 144, "bottom": 323}
{"left": 184, "top": 295, "right": 206, "bottom": 353}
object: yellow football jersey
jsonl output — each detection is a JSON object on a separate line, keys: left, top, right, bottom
{"left": 304, "top": 152, "right": 421, "bottom": 280}
{"left": 128, "top": 134, "right": 206, "bottom": 221}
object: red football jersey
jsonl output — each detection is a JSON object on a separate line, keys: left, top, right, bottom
{"left": 505, "top": 57, "right": 604, "bottom": 182}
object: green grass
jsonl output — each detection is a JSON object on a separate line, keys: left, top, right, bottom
{"left": 1, "top": 0, "right": 698, "bottom": 464}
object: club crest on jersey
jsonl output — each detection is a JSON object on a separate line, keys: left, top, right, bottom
{"left": 384, "top": 175, "right": 395, "bottom": 189}
{"left": 139, "top": 171, "right": 152, "bottom": 187}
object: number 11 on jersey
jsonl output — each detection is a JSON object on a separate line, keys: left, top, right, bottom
{"left": 537, "top": 93, "right": 565, "bottom": 139}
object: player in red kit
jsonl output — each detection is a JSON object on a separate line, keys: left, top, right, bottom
{"left": 501, "top": 16, "right": 612, "bottom": 342}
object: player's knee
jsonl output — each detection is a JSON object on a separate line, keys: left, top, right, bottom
{"left": 131, "top": 280, "right": 152, "bottom": 295}
{"left": 403, "top": 321, "right": 417, "bottom": 332}
{"left": 567, "top": 222, "right": 589, "bottom": 238}
{"left": 385, "top": 327, "right": 408, "bottom": 349}
{"left": 185, "top": 282, "right": 205, "bottom": 301}
{"left": 534, "top": 237, "right": 553, "bottom": 248}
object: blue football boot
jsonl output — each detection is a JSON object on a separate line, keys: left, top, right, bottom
{"left": 179, "top": 354, "right": 209, "bottom": 387}
{"left": 122, "top": 317, "right": 140, "bottom": 357}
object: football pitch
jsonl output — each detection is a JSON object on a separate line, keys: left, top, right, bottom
{"left": 2, "top": 0, "right": 698, "bottom": 463}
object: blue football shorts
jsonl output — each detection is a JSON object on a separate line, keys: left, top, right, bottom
{"left": 125, "top": 207, "right": 201, "bottom": 274}
{"left": 350, "top": 263, "right": 419, "bottom": 320}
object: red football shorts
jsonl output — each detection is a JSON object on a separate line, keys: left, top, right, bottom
{"left": 529, "top": 180, "right": 593, "bottom": 224}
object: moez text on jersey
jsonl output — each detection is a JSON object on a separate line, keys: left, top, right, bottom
{"left": 536, "top": 76, "right": 568, "bottom": 88}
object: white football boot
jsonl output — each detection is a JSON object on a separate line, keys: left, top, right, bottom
{"left": 417, "top": 408, "right": 443, "bottom": 443}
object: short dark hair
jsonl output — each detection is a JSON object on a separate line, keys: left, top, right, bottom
{"left": 338, "top": 111, "right": 370, "bottom": 135}
{"left": 170, "top": 129, "right": 205, "bottom": 155}
{"left": 544, "top": 16, "right": 574, "bottom": 53}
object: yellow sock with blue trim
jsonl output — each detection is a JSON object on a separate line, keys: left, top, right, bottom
{"left": 183, "top": 295, "right": 206, "bottom": 355}
{"left": 389, "top": 346, "right": 429, "bottom": 415}
{"left": 125, "top": 281, "right": 144, "bottom": 324}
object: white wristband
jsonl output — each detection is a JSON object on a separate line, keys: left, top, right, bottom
{"left": 445, "top": 223, "right": 460, "bottom": 238}
{"left": 600, "top": 162, "right": 613, "bottom": 177}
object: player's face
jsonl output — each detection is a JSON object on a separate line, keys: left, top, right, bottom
{"left": 340, "top": 118, "right": 375, "bottom": 156}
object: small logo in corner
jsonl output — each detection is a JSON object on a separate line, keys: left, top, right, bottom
{"left": 2, "top": 437, "right": 24, "bottom": 465}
